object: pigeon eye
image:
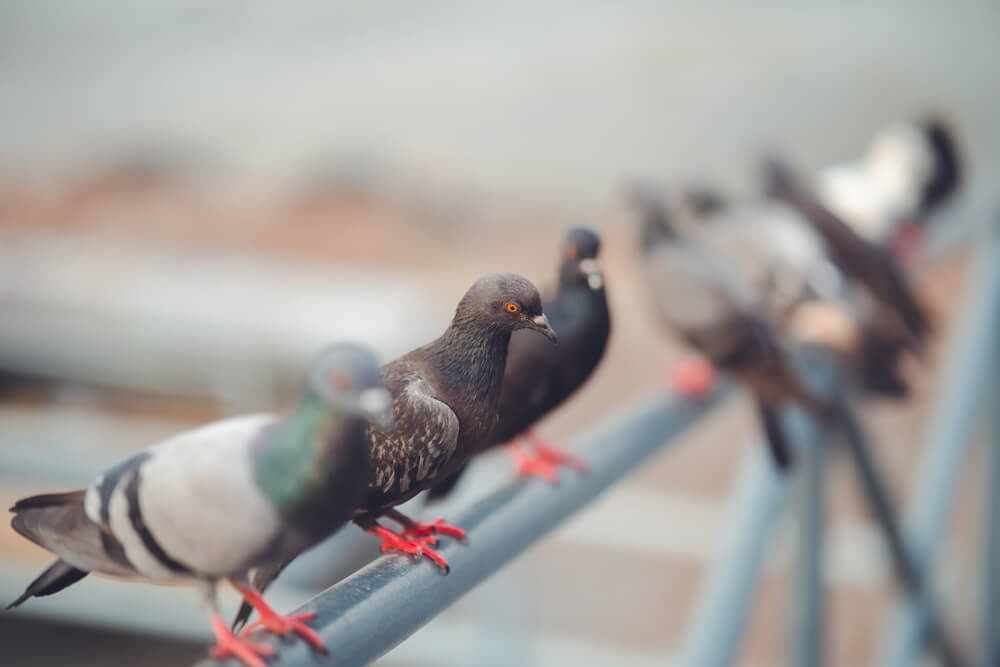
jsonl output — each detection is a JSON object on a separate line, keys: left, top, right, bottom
{"left": 331, "top": 373, "right": 352, "bottom": 391}
{"left": 505, "top": 302, "right": 519, "bottom": 313}
{"left": 565, "top": 246, "right": 578, "bottom": 259}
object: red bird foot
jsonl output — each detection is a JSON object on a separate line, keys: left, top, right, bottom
{"left": 209, "top": 614, "right": 275, "bottom": 667}
{"left": 506, "top": 442, "right": 559, "bottom": 483}
{"left": 235, "top": 587, "right": 326, "bottom": 654}
{"left": 383, "top": 509, "right": 467, "bottom": 546}
{"left": 365, "top": 524, "right": 451, "bottom": 573}
{"left": 667, "top": 357, "right": 717, "bottom": 398}
{"left": 400, "top": 517, "right": 467, "bottom": 542}
{"left": 523, "top": 431, "right": 589, "bottom": 473}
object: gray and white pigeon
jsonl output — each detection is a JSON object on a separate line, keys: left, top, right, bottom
{"left": 631, "top": 184, "right": 833, "bottom": 470}
{"left": 8, "top": 343, "right": 392, "bottom": 667}
{"left": 813, "top": 117, "right": 962, "bottom": 264}
{"left": 232, "top": 272, "right": 556, "bottom": 631}
{"left": 663, "top": 178, "right": 924, "bottom": 398}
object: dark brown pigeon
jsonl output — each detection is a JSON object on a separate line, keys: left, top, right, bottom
{"left": 427, "top": 226, "right": 611, "bottom": 497}
{"left": 233, "top": 272, "right": 556, "bottom": 630}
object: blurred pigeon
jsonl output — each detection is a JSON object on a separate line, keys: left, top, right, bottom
{"left": 631, "top": 184, "right": 835, "bottom": 470}
{"left": 428, "top": 226, "right": 611, "bottom": 496}
{"left": 233, "top": 273, "right": 556, "bottom": 630}
{"left": 814, "top": 117, "right": 962, "bottom": 264}
{"left": 763, "top": 154, "right": 931, "bottom": 352}
{"left": 7, "top": 344, "right": 392, "bottom": 667}
{"left": 673, "top": 182, "right": 923, "bottom": 399}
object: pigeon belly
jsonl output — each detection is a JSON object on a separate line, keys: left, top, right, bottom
{"left": 102, "top": 415, "right": 285, "bottom": 580}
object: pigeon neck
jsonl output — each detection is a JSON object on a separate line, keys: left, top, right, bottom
{"left": 431, "top": 320, "right": 511, "bottom": 404}
{"left": 558, "top": 258, "right": 583, "bottom": 289}
{"left": 558, "top": 259, "right": 604, "bottom": 293}
{"left": 254, "top": 391, "right": 353, "bottom": 514}
{"left": 639, "top": 205, "right": 677, "bottom": 249}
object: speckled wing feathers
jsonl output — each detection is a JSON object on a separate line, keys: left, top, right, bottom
{"left": 363, "top": 362, "right": 460, "bottom": 511}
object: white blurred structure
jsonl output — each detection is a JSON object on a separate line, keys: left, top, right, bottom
{"left": 0, "top": 229, "right": 443, "bottom": 405}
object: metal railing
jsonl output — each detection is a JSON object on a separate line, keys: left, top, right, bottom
{"left": 198, "top": 209, "right": 999, "bottom": 667}
{"left": 877, "top": 209, "right": 1000, "bottom": 667}
{"left": 200, "top": 386, "right": 731, "bottom": 667}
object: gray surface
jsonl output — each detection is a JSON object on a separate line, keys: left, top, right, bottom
{"left": 193, "top": 386, "right": 729, "bottom": 667}
{"left": 0, "top": 614, "right": 204, "bottom": 667}
{"left": 0, "top": 2, "right": 997, "bottom": 206}
{"left": 0, "top": 231, "right": 443, "bottom": 404}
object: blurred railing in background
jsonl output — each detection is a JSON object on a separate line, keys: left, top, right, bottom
{"left": 199, "top": 210, "right": 999, "bottom": 666}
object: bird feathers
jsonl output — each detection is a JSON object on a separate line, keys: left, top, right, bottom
{"left": 362, "top": 366, "right": 461, "bottom": 512}
{"left": 11, "top": 490, "right": 136, "bottom": 579}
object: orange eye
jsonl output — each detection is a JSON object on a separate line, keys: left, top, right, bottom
{"left": 565, "top": 245, "right": 578, "bottom": 259}
{"left": 331, "top": 372, "right": 352, "bottom": 391}
{"left": 505, "top": 302, "right": 519, "bottom": 313}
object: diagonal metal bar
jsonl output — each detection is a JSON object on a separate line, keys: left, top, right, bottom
{"left": 877, "top": 212, "right": 1000, "bottom": 667}
{"left": 840, "top": 404, "right": 965, "bottom": 666}
{"left": 196, "top": 387, "right": 729, "bottom": 667}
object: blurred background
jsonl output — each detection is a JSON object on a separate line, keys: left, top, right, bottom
{"left": 0, "top": 2, "right": 997, "bottom": 666}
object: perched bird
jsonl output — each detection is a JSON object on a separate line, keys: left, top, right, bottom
{"left": 8, "top": 344, "right": 392, "bottom": 667}
{"left": 670, "top": 174, "right": 928, "bottom": 399}
{"left": 631, "top": 184, "right": 832, "bottom": 470}
{"left": 814, "top": 117, "right": 962, "bottom": 264}
{"left": 428, "top": 225, "right": 611, "bottom": 497}
{"left": 763, "top": 155, "right": 931, "bottom": 350}
{"left": 233, "top": 273, "right": 556, "bottom": 631}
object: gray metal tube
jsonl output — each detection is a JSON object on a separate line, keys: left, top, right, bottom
{"left": 196, "top": 388, "right": 728, "bottom": 667}
{"left": 979, "top": 289, "right": 1000, "bottom": 667}
{"left": 841, "top": 402, "right": 964, "bottom": 666}
{"left": 677, "top": 347, "right": 843, "bottom": 667}
{"left": 877, "top": 214, "right": 1000, "bottom": 667}
{"left": 674, "top": 443, "right": 788, "bottom": 667}
{"left": 791, "top": 416, "right": 829, "bottom": 667}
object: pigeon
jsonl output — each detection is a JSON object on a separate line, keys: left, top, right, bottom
{"left": 428, "top": 225, "right": 611, "bottom": 496}
{"left": 631, "top": 184, "right": 834, "bottom": 470}
{"left": 670, "top": 180, "right": 926, "bottom": 399}
{"left": 814, "top": 117, "right": 962, "bottom": 264}
{"left": 232, "top": 272, "right": 556, "bottom": 631}
{"left": 8, "top": 343, "right": 392, "bottom": 667}
{"left": 763, "top": 155, "right": 931, "bottom": 351}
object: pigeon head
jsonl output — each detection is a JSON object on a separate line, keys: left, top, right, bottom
{"left": 307, "top": 343, "right": 393, "bottom": 430}
{"left": 628, "top": 181, "right": 682, "bottom": 249}
{"left": 563, "top": 225, "right": 601, "bottom": 260}
{"left": 454, "top": 272, "right": 557, "bottom": 343}
{"left": 680, "top": 186, "right": 727, "bottom": 219}
{"left": 918, "top": 117, "right": 961, "bottom": 215}
{"left": 560, "top": 225, "right": 604, "bottom": 291}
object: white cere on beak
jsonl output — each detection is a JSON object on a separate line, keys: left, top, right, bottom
{"left": 579, "top": 258, "right": 604, "bottom": 290}
{"left": 359, "top": 387, "right": 393, "bottom": 430}
{"left": 533, "top": 315, "right": 548, "bottom": 327}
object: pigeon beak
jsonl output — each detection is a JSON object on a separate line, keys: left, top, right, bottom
{"left": 530, "top": 314, "right": 558, "bottom": 344}
{"left": 359, "top": 387, "right": 394, "bottom": 431}
{"left": 578, "top": 258, "right": 604, "bottom": 290}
